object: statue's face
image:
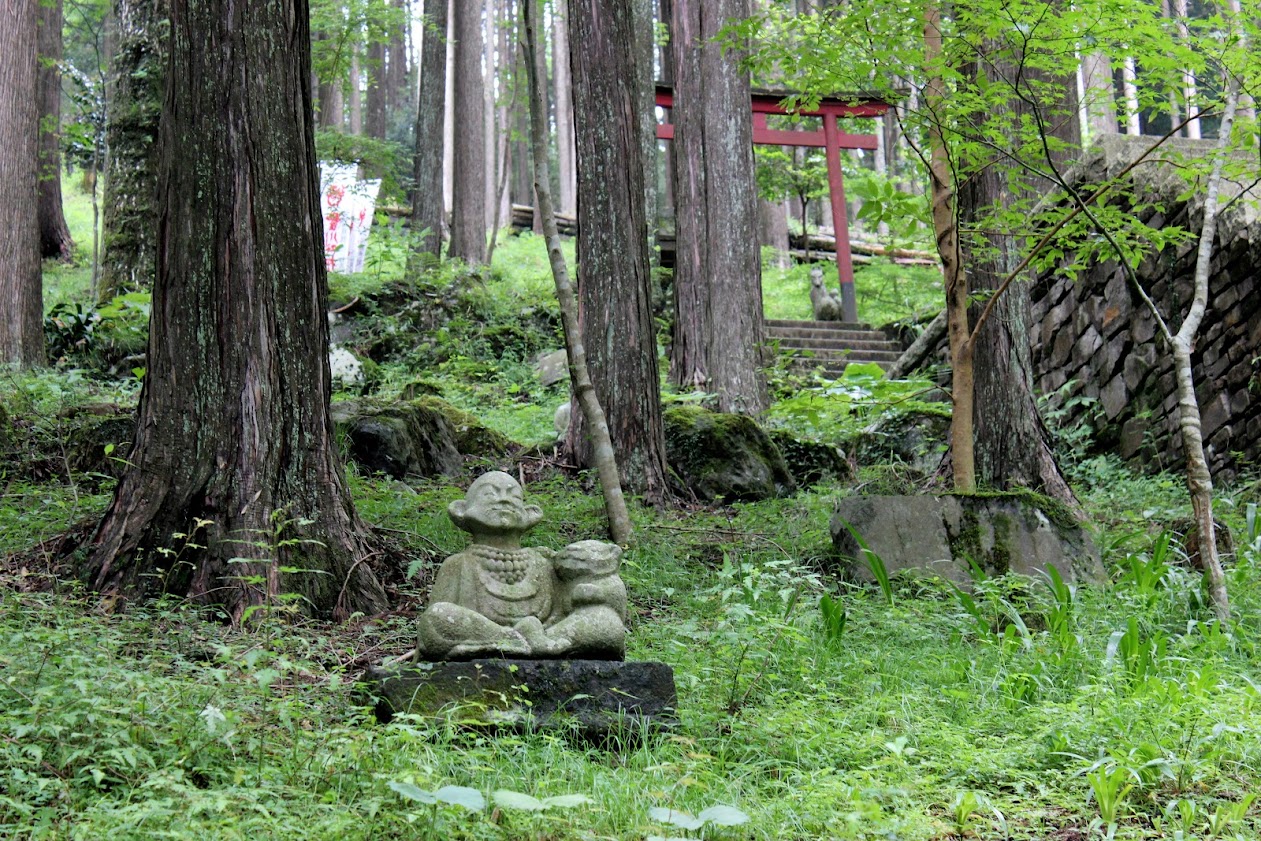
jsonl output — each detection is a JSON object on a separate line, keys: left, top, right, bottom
{"left": 462, "top": 472, "right": 530, "bottom": 533}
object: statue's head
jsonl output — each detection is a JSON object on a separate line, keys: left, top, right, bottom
{"left": 448, "top": 471, "right": 543, "bottom": 537}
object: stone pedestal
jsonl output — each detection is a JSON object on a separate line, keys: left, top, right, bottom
{"left": 364, "top": 659, "right": 678, "bottom": 741}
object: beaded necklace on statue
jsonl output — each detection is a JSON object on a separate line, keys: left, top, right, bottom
{"left": 471, "top": 544, "right": 532, "bottom": 585}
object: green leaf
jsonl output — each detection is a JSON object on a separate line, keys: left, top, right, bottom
{"left": 649, "top": 807, "right": 705, "bottom": 831}
{"left": 434, "top": 785, "right": 485, "bottom": 811}
{"left": 388, "top": 781, "right": 437, "bottom": 805}
{"left": 541, "top": 794, "right": 593, "bottom": 809}
{"left": 698, "top": 805, "right": 751, "bottom": 826}
{"left": 493, "top": 790, "right": 546, "bottom": 811}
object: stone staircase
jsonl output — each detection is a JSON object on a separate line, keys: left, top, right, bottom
{"left": 764, "top": 319, "right": 903, "bottom": 376}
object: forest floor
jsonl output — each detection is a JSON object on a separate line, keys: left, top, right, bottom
{"left": 1, "top": 183, "right": 1259, "bottom": 840}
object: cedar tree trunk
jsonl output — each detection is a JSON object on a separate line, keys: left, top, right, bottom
{"left": 449, "top": 0, "right": 486, "bottom": 263}
{"left": 566, "top": 0, "right": 671, "bottom": 504}
{"left": 99, "top": 0, "right": 166, "bottom": 303}
{"left": 0, "top": 0, "right": 44, "bottom": 367}
{"left": 37, "top": 0, "right": 75, "bottom": 262}
{"left": 955, "top": 43, "right": 1077, "bottom": 505}
{"left": 552, "top": 0, "right": 577, "bottom": 215}
{"left": 86, "top": 0, "right": 388, "bottom": 621}
{"left": 365, "top": 31, "right": 388, "bottom": 139}
{"left": 411, "top": 0, "right": 449, "bottom": 258}
{"left": 669, "top": 0, "right": 767, "bottom": 414}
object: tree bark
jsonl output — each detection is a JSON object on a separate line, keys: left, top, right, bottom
{"left": 411, "top": 0, "right": 449, "bottom": 259}
{"left": 1079, "top": 52, "right": 1117, "bottom": 143}
{"left": 0, "top": 0, "right": 44, "bottom": 368}
{"left": 349, "top": 48, "right": 363, "bottom": 133}
{"left": 482, "top": 0, "right": 497, "bottom": 230}
{"left": 365, "top": 26, "right": 388, "bottom": 139}
{"left": 449, "top": 0, "right": 486, "bottom": 263}
{"left": 553, "top": 0, "right": 577, "bottom": 216}
{"left": 316, "top": 30, "right": 345, "bottom": 130}
{"left": 956, "top": 37, "right": 1077, "bottom": 505}
{"left": 86, "top": 0, "right": 388, "bottom": 621}
{"left": 523, "top": 0, "right": 632, "bottom": 544}
{"left": 99, "top": 0, "right": 166, "bottom": 304}
{"left": 566, "top": 0, "right": 671, "bottom": 504}
{"left": 386, "top": 0, "right": 409, "bottom": 116}
{"left": 37, "top": 0, "right": 75, "bottom": 262}
{"left": 668, "top": 0, "right": 767, "bottom": 414}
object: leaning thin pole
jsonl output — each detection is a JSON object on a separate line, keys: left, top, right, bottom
{"left": 521, "top": 0, "right": 632, "bottom": 544}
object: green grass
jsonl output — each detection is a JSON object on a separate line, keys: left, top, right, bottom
{"left": 13, "top": 201, "right": 1261, "bottom": 840}
{"left": 760, "top": 250, "right": 941, "bottom": 327}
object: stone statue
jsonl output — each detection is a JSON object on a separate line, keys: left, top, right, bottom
{"left": 809, "top": 267, "right": 842, "bottom": 321}
{"left": 416, "top": 471, "right": 627, "bottom": 661}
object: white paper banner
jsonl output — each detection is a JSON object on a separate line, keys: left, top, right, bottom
{"left": 319, "top": 163, "right": 382, "bottom": 274}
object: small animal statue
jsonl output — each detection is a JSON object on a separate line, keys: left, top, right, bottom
{"left": 809, "top": 268, "right": 842, "bottom": 321}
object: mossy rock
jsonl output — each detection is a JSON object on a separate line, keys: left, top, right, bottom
{"left": 770, "top": 430, "right": 854, "bottom": 488}
{"left": 332, "top": 400, "right": 463, "bottom": 480}
{"left": 415, "top": 397, "right": 517, "bottom": 458}
{"left": 663, "top": 406, "right": 796, "bottom": 502}
{"left": 849, "top": 409, "right": 949, "bottom": 475}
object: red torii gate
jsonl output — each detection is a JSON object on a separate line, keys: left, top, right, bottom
{"left": 655, "top": 85, "right": 890, "bottom": 323}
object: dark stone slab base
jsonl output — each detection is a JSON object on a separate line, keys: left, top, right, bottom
{"left": 363, "top": 659, "right": 678, "bottom": 742}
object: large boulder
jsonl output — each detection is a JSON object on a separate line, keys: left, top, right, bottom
{"left": 849, "top": 409, "right": 950, "bottom": 475}
{"left": 769, "top": 430, "right": 854, "bottom": 487}
{"left": 664, "top": 406, "right": 796, "bottom": 502}
{"left": 332, "top": 400, "right": 463, "bottom": 479}
{"left": 831, "top": 493, "right": 1103, "bottom": 585}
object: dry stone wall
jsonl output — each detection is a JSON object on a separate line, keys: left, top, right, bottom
{"left": 1030, "top": 136, "right": 1261, "bottom": 481}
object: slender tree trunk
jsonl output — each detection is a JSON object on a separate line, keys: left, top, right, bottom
{"left": 923, "top": 4, "right": 971, "bottom": 490}
{"left": 411, "top": 0, "right": 449, "bottom": 259}
{"left": 482, "top": 0, "right": 497, "bottom": 231}
{"left": 1078, "top": 52, "right": 1117, "bottom": 144}
{"left": 523, "top": 0, "right": 632, "bottom": 544}
{"left": 566, "top": 0, "right": 671, "bottom": 504}
{"left": 668, "top": 0, "right": 767, "bottom": 414}
{"left": 0, "top": 0, "right": 44, "bottom": 367}
{"left": 1170, "top": 0, "right": 1200, "bottom": 139}
{"left": 552, "top": 0, "right": 577, "bottom": 216}
{"left": 99, "top": 0, "right": 166, "bottom": 303}
{"left": 37, "top": 0, "right": 74, "bottom": 262}
{"left": 449, "top": 0, "right": 486, "bottom": 263}
{"left": 86, "top": 0, "right": 387, "bottom": 620}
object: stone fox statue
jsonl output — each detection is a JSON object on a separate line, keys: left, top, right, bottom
{"left": 809, "top": 267, "right": 842, "bottom": 321}
{"left": 415, "top": 471, "right": 628, "bottom": 661}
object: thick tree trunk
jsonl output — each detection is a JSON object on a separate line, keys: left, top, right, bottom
{"left": 386, "top": 0, "right": 409, "bottom": 116}
{"left": 349, "top": 49, "right": 363, "bottom": 133}
{"left": 411, "top": 0, "right": 449, "bottom": 259}
{"left": 482, "top": 0, "right": 497, "bottom": 231}
{"left": 523, "top": 0, "right": 632, "bottom": 544}
{"left": 315, "top": 29, "right": 345, "bottom": 130}
{"left": 1079, "top": 52, "right": 1117, "bottom": 143}
{"left": 37, "top": 0, "right": 74, "bottom": 262}
{"left": 956, "top": 42, "right": 1077, "bottom": 505}
{"left": 553, "top": 0, "right": 577, "bottom": 216}
{"left": 86, "top": 0, "right": 388, "bottom": 621}
{"left": 365, "top": 34, "right": 388, "bottom": 139}
{"left": 758, "top": 197, "right": 790, "bottom": 268}
{"left": 0, "top": 0, "right": 44, "bottom": 367}
{"left": 449, "top": 0, "right": 486, "bottom": 263}
{"left": 99, "top": 0, "right": 166, "bottom": 304}
{"left": 566, "top": 0, "right": 671, "bottom": 504}
{"left": 668, "top": 0, "right": 767, "bottom": 414}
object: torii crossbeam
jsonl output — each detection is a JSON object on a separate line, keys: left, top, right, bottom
{"left": 656, "top": 85, "right": 891, "bottom": 323}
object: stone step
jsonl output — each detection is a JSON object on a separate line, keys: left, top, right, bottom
{"left": 765, "top": 318, "right": 873, "bottom": 331}
{"left": 772, "top": 336, "right": 902, "bottom": 353}
{"left": 785, "top": 358, "right": 894, "bottom": 374}
{"left": 786, "top": 348, "right": 902, "bottom": 363}
{"left": 765, "top": 326, "right": 889, "bottom": 342}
